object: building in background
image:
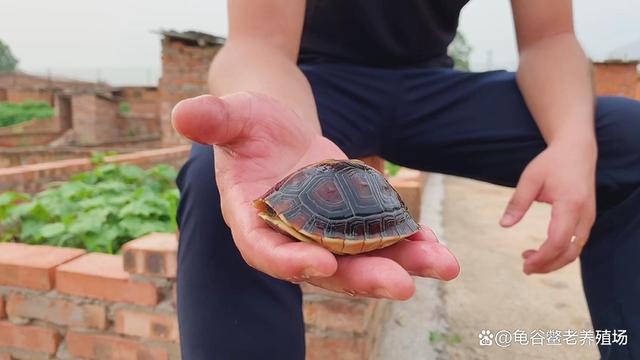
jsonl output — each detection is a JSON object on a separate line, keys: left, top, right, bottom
{"left": 593, "top": 60, "right": 640, "bottom": 100}
{"left": 157, "top": 30, "right": 225, "bottom": 144}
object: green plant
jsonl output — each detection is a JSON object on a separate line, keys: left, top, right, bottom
{"left": 119, "top": 101, "right": 131, "bottom": 114}
{"left": 428, "top": 331, "right": 462, "bottom": 345}
{"left": 385, "top": 161, "right": 402, "bottom": 177}
{"left": 90, "top": 150, "right": 118, "bottom": 165}
{"left": 0, "top": 100, "right": 54, "bottom": 127}
{"left": 0, "top": 163, "right": 179, "bottom": 254}
{"left": 448, "top": 31, "right": 472, "bottom": 71}
{"left": 0, "top": 38, "right": 18, "bottom": 72}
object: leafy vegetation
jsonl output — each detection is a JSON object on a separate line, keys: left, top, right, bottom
{"left": 448, "top": 32, "right": 472, "bottom": 71}
{"left": 385, "top": 161, "right": 402, "bottom": 177}
{"left": 0, "top": 100, "right": 55, "bottom": 127}
{"left": 119, "top": 101, "right": 131, "bottom": 114}
{"left": 0, "top": 38, "right": 18, "bottom": 72}
{"left": 0, "top": 163, "right": 179, "bottom": 254}
{"left": 90, "top": 150, "right": 118, "bottom": 165}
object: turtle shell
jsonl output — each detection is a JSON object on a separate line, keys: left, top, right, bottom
{"left": 254, "top": 159, "right": 420, "bottom": 255}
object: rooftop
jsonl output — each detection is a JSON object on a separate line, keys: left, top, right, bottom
{"left": 157, "top": 29, "right": 226, "bottom": 47}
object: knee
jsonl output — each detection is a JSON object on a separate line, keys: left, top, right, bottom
{"left": 176, "top": 144, "right": 216, "bottom": 193}
{"left": 596, "top": 96, "right": 640, "bottom": 163}
{"left": 176, "top": 144, "right": 219, "bottom": 225}
{"left": 597, "top": 95, "right": 640, "bottom": 160}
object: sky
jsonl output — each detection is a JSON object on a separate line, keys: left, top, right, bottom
{"left": 0, "top": 0, "right": 638, "bottom": 85}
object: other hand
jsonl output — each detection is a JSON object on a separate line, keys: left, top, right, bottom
{"left": 500, "top": 138, "right": 597, "bottom": 274}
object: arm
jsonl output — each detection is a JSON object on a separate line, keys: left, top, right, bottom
{"left": 209, "top": 0, "right": 320, "bottom": 133}
{"left": 171, "top": 0, "right": 460, "bottom": 299}
{"left": 502, "top": 0, "right": 597, "bottom": 274}
{"left": 512, "top": 0, "right": 595, "bottom": 145}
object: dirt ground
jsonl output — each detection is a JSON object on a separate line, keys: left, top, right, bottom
{"left": 440, "top": 176, "right": 599, "bottom": 359}
{"left": 377, "top": 175, "right": 600, "bottom": 359}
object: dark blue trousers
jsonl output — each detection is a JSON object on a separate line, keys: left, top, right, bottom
{"left": 176, "top": 64, "right": 640, "bottom": 359}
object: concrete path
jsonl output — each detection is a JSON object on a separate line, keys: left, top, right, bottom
{"left": 377, "top": 174, "right": 449, "bottom": 360}
{"left": 377, "top": 175, "right": 599, "bottom": 359}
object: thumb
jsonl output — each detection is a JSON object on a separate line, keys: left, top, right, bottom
{"left": 500, "top": 171, "right": 541, "bottom": 227}
{"left": 171, "top": 92, "right": 255, "bottom": 146}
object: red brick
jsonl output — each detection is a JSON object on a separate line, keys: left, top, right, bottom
{"left": 306, "top": 333, "right": 371, "bottom": 360}
{"left": 0, "top": 321, "right": 60, "bottom": 354}
{"left": 66, "top": 331, "right": 168, "bottom": 360}
{"left": 0, "top": 243, "right": 85, "bottom": 290}
{"left": 389, "top": 176, "right": 423, "bottom": 221}
{"left": 358, "top": 156, "right": 384, "bottom": 172}
{"left": 56, "top": 253, "right": 158, "bottom": 306}
{"left": 304, "top": 297, "right": 377, "bottom": 334}
{"left": 593, "top": 62, "right": 638, "bottom": 98}
{"left": 114, "top": 309, "right": 179, "bottom": 342}
{"left": 122, "top": 233, "right": 177, "bottom": 278}
{"left": 6, "top": 293, "right": 106, "bottom": 329}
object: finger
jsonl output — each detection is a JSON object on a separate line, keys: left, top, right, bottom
{"left": 367, "top": 239, "right": 460, "bottom": 280}
{"left": 500, "top": 170, "right": 542, "bottom": 227}
{"left": 524, "top": 201, "right": 580, "bottom": 274}
{"left": 532, "top": 206, "right": 595, "bottom": 273}
{"left": 244, "top": 229, "right": 338, "bottom": 281}
{"left": 171, "top": 92, "right": 253, "bottom": 146}
{"left": 406, "top": 226, "right": 439, "bottom": 243}
{"left": 230, "top": 201, "right": 338, "bottom": 282}
{"left": 529, "top": 241, "right": 582, "bottom": 274}
{"left": 308, "top": 256, "right": 415, "bottom": 300}
{"left": 574, "top": 202, "right": 595, "bottom": 248}
{"left": 521, "top": 249, "right": 536, "bottom": 259}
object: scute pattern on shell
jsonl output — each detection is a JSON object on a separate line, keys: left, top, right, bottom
{"left": 261, "top": 160, "right": 419, "bottom": 244}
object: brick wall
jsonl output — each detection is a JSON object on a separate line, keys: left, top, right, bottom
{"left": 0, "top": 145, "right": 190, "bottom": 193}
{"left": 0, "top": 117, "right": 64, "bottom": 148}
{"left": 71, "top": 94, "right": 123, "bottom": 146}
{"left": 0, "top": 148, "right": 94, "bottom": 168}
{"left": 0, "top": 72, "right": 110, "bottom": 92}
{"left": 593, "top": 61, "right": 639, "bottom": 99}
{"left": 0, "top": 141, "right": 166, "bottom": 168}
{"left": 0, "top": 233, "right": 390, "bottom": 360}
{"left": 118, "top": 87, "right": 161, "bottom": 137}
{"left": 4, "top": 89, "right": 54, "bottom": 105}
{"left": 159, "top": 37, "right": 222, "bottom": 145}
{"left": 0, "top": 161, "right": 425, "bottom": 359}
{"left": 0, "top": 237, "right": 179, "bottom": 360}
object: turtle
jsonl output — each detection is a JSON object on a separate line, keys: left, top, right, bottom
{"left": 253, "top": 159, "right": 420, "bottom": 255}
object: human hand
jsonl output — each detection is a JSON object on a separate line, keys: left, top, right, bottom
{"left": 172, "top": 92, "right": 459, "bottom": 299}
{"left": 500, "top": 138, "right": 597, "bottom": 274}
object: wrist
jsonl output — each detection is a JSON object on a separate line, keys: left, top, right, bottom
{"left": 547, "top": 132, "right": 598, "bottom": 159}
{"left": 547, "top": 127, "right": 596, "bottom": 147}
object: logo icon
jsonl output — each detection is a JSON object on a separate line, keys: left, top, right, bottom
{"left": 479, "top": 330, "right": 494, "bottom": 346}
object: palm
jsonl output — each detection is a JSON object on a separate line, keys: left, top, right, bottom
{"left": 173, "top": 92, "right": 459, "bottom": 299}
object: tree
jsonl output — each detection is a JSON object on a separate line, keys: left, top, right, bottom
{"left": 449, "top": 32, "right": 472, "bottom": 71}
{"left": 0, "top": 39, "right": 19, "bottom": 72}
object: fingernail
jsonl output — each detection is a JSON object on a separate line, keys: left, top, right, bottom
{"left": 373, "top": 288, "right": 392, "bottom": 299}
{"left": 418, "top": 268, "right": 441, "bottom": 279}
{"left": 302, "top": 267, "right": 328, "bottom": 278}
{"left": 500, "top": 213, "right": 514, "bottom": 226}
{"left": 343, "top": 289, "right": 357, "bottom": 297}
{"left": 287, "top": 276, "right": 305, "bottom": 284}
